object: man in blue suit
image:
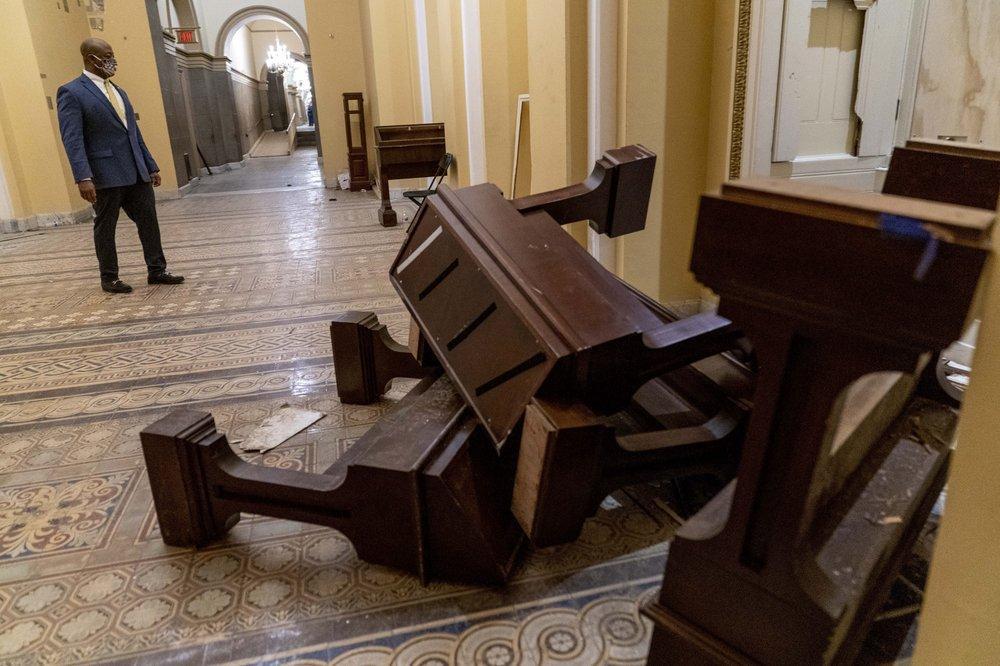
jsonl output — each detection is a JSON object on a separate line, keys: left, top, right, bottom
{"left": 58, "top": 38, "right": 183, "bottom": 294}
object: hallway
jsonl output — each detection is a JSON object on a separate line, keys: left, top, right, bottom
{"left": 187, "top": 147, "right": 328, "bottom": 195}
{"left": 0, "top": 160, "right": 672, "bottom": 663}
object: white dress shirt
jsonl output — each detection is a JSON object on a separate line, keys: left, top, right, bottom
{"left": 82, "top": 69, "right": 128, "bottom": 130}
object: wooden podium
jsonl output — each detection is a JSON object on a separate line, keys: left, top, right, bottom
{"left": 342, "top": 92, "right": 372, "bottom": 192}
{"left": 642, "top": 178, "right": 992, "bottom": 665}
{"left": 373, "top": 123, "right": 446, "bottom": 226}
{"left": 139, "top": 146, "right": 755, "bottom": 584}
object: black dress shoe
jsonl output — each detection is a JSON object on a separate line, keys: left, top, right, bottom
{"left": 101, "top": 279, "right": 133, "bottom": 294}
{"left": 148, "top": 272, "right": 185, "bottom": 285}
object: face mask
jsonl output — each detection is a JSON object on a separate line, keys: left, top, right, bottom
{"left": 90, "top": 54, "right": 117, "bottom": 77}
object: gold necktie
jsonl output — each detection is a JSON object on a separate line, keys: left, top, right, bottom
{"left": 104, "top": 79, "right": 126, "bottom": 126}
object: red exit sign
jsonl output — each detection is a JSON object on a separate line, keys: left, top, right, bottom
{"left": 176, "top": 29, "right": 197, "bottom": 44}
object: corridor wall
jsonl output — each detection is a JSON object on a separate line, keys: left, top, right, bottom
{"left": 0, "top": 0, "right": 93, "bottom": 230}
{"left": 303, "top": 0, "right": 370, "bottom": 187}
{"left": 524, "top": 0, "right": 589, "bottom": 245}
{"left": 615, "top": 0, "right": 735, "bottom": 306}
{"left": 479, "top": 0, "right": 529, "bottom": 196}
{"left": 102, "top": 0, "right": 182, "bottom": 193}
{"left": 907, "top": 5, "right": 1000, "bottom": 663}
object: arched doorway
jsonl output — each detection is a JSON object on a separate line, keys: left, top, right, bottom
{"left": 215, "top": 6, "right": 310, "bottom": 58}
{"left": 216, "top": 7, "right": 316, "bottom": 159}
{"left": 158, "top": 0, "right": 199, "bottom": 39}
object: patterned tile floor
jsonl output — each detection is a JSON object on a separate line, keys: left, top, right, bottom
{"left": 0, "top": 152, "right": 923, "bottom": 665}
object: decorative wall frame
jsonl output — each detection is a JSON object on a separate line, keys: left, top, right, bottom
{"left": 728, "top": 0, "right": 753, "bottom": 180}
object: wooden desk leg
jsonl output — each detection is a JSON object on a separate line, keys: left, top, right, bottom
{"left": 141, "top": 410, "right": 241, "bottom": 547}
{"left": 379, "top": 173, "right": 397, "bottom": 227}
{"left": 331, "top": 311, "right": 428, "bottom": 404}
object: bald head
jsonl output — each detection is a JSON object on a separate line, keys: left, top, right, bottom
{"left": 81, "top": 38, "right": 116, "bottom": 78}
{"left": 81, "top": 37, "right": 111, "bottom": 59}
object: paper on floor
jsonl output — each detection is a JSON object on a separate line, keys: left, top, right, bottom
{"left": 238, "top": 405, "right": 325, "bottom": 453}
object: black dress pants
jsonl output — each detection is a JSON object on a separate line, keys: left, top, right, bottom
{"left": 92, "top": 179, "right": 167, "bottom": 282}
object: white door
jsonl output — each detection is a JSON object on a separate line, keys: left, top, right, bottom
{"left": 749, "top": 0, "right": 926, "bottom": 190}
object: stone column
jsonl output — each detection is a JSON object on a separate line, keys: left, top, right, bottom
{"left": 306, "top": 55, "right": 322, "bottom": 156}
{"left": 181, "top": 53, "right": 244, "bottom": 168}
{"left": 144, "top": 0, "right": 197, "bottom": 186}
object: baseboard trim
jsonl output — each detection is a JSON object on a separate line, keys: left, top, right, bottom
{"left": 0, "top": 206, "right": 93, "bottom": 234}
{"left": 199, "top": 158, "right": 248, "bottom": 177}
{"left": 156, "top": 177, "right": 201, "bottom": 201}
{"left": 179, "top": 177, "right": 200, "bottom": 196}
{"left": 660, "top": 297, "right": 719, "bottom": 317}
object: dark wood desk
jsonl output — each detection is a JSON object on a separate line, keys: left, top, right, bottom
{"left": 642, "top": 178, "right": 992, "bottom": 665}
{"left": 374, "top": 123, "right": 445, "bottom": 226}
{"left": 139, "top": 145, "right": 750, "bottom": 585}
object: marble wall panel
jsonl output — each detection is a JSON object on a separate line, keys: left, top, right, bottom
{"left": 232, "top": 77, "right": 265, "bottom": 156}
{"left": 183, "top": 68, "right": 244, "bottom": 166}
{"left": 145, "top": 1, "right": 195, "bottom": 187}
{"left": 911, "top": 0, "right": 1000, "bottom": 147}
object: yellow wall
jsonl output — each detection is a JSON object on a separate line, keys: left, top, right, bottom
{"left": 915, "top": 221, "right": 1000, "bottom": 665}
{"left": 363, "top": 0, "right": 422, "bottom": 126}
{"left": 0, "top": 0, "right": 90, "bottom": 219}
{"left": 359, "top": 0, "right": 426, "bottom": 190}
{"left": 425, "top": 0, "right": 470, "bottom": 186}
{"left": 617, "top": 0, "right": 667, "bottom": 296}
{"left": 99, "top": 0, "right": 180, "bottom": 191}
{"left": 525, "top": 0, "right": 588, "bottom": 244}
{"left": 27, "top": 0, "right": 94, "bottom": 200}
{"left": 617, "top": 0, "right": 722, "bottom": 303}
{"left": 304, "top": 0, "right": 371, "bottom": 187}
{"left": 657, "top": 1, "right": 719, "bottom": 302}
{"left": 0, "top": 81, "right": 23, "bottom": 217}
{"left": 910, "top": 7, "right": 1000, "bottom": 656}
{"left": 0, "top": 0, "right": 185, "bottom": 220}
{"left": 479, "top": 0, "right": 528, "bottom": 193}
{"left": 705, "top": 0, "right": 737, "bottom": 192}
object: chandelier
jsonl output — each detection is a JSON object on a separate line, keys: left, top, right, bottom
{"left": 265, "top": 35, "right": 293, "bottom": 74}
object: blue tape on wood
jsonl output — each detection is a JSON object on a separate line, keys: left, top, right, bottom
{"left": 879, "top": 213, "right": 931, "bottom": 240}
{"left": 878, "top": 213, "right": 938, "bottom": 281}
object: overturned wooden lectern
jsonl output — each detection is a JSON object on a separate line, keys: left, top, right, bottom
{"left": 141, "top": 145, "right": 753, "bottom": 584}
{"left": 642, "top": 179, "right": 993, "bottom": 665}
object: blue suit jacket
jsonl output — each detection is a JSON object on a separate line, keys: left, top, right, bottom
{"left": 57, "top": 74, "right": 158, "bottom": 190}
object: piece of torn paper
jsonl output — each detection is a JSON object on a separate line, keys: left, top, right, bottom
{"left": 238, "top": 405, "right": 325, "bottom": 453}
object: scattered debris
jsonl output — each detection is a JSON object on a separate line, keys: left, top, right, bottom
{"left": 237, "top": 405, "right": 325, "bottom": 453}
{"left": 875, "top": 603, "right": 922, "bottom": 621}
{"left": 652, "top": 496, "right": 687, "bottom": 526}
{"left": 904, "top": 411, "right": 951, "bottom": 453}
{"left": 867, "top": 515, "right": 903, "bottom": 526}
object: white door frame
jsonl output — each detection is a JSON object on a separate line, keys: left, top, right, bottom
{"left": 413, "top": 0, "right": 433, "bottom": 124}
{"left": 0, "top": 154, "right": 13, "bottom": 222}
{"left": 893, "top": 0, "right": 930, "bottom": 145}
{"left": 587, "top": 0, "right": 618, "bottom": 270}
{"left": 743, "top": 0, "right": 928, "bottom": 188}
{"left": 460, "top": 0, "right": 487, "bottom": 184}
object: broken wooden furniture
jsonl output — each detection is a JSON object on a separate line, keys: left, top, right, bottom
{"left": 883, "top": 139, "right": 1000, "bottom": 210}
{"left": 141, "top": 145, "right": 752, "bottom": 584}
{"left": 342, "top": 92, "right": 372, "bottom": 192}
{"left": 391, "top": 144, "right": 752, "bottom": 547}
{"left": 883, "top": 140, "right": 1000, "bottom": 404}
{"left": 642, "top": 178, "right": 993, "bottom": 665}
{"left": 142, "top": 374, "right": 521, "bottom": 585}
{"left": 334, "top": 143, "right": 751, "bottom": 548}
{"left": 373, "top": 122, "right": 446, "bottom": 226}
